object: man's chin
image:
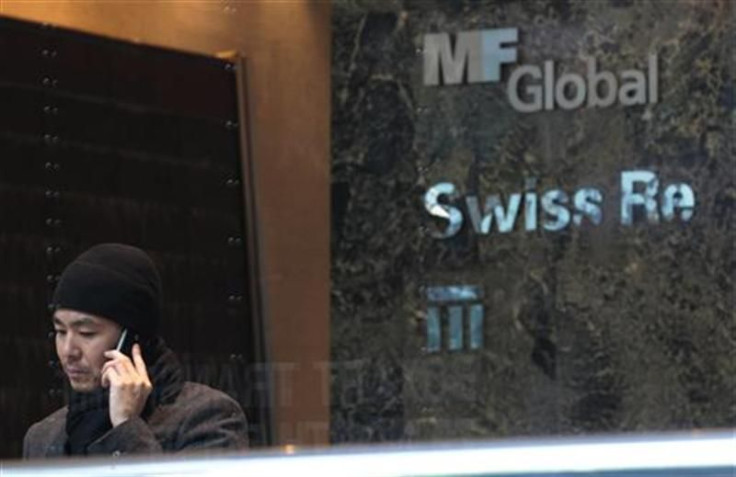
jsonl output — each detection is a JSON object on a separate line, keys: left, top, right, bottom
{"left": 67, "top": 376, "right": 99, "bottom": 392}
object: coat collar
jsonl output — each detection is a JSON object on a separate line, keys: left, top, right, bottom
{"left": 42, "top": 407, "right": 69, "bottom": 457}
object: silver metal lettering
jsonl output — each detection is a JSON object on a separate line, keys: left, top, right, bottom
{"left": 573, "top": 188, "right": 604, "bottom": 226}
{"left": 621, "top": 170, "right": 659, "bottom": 225}
{"left": 426, "top": 285, "right": 481, "bottom": 302}
{"left": 480, "top": 28, "right": 518, "bottom": 82}
{"left": 661, "top": 183, "right": 695, "bottom": 222}
{"left": 424, "top": 182, "right": 463, "bottom": 238}
{"left": 508, "top": 65, "right": 543, "bottom": 113}
{"left": 424, "top": 285, "right": 485, "bottom": 353}
{"left": 448, "top": 306, "right": 464, "bottom": 351}
{"left": 619, "top": 69, "right": 647, "bottom": 106}
{"left": 525, "top": 191, "right": 538, "bottom": 231}
{"left": 466, "top": 195, "right": 491, "bottom": 234}
{"left": 542, "top": 189, "right": 571, "bottom": 231}
{"left": 587, "top": 57, "right": 617, "bottom": 107}
{"left": 648, "top": 54, "right": 658, "bottom": 103}
{"left": 469, "top": 304, "right": 484, "bottom": 350}
{"left": 423, "top": 31, "right": 482, "bottom": 86}
{"left": 426, "top": 307, "right": 441, "bottom": 353}
{"left": 555, "top": 72, "right": 586, "bottom": 110}
{"left": 486, "top": 193, "right": 522, "bottom": 233}
{"left": 544, "top": 60, "right": 555, "bottom": 110}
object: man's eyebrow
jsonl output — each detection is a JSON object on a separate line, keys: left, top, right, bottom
{"left": 53, "top": 317, "right": 98, "bottom": 327}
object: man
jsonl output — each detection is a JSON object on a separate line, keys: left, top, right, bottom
{"left": 24, "top": 243, "right": 249, "bottom": 457}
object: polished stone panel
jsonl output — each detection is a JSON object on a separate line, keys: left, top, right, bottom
{"left": 331, "top": 0, "right": 734, "bottom": 443}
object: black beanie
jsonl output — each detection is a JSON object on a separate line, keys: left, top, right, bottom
{"left": 52, "top": 244, "right": 161, "bottom": 337}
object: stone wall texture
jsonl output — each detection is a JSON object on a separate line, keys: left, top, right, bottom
{"left": 330, "top": 0, "right": 734, "bottom": 443}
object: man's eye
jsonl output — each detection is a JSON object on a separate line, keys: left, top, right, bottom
{"left": 79, "top": 331, "right": 97, "bottom": 337}
{"left": 54, "top": 329, "right": 66, "bottom": 336}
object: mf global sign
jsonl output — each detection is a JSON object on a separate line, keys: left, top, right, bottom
{"left": 419, "top": 28, "right": 695, "bottom": 241}
{"left": 423, "top": 28, "right": 658, "bottom": 112}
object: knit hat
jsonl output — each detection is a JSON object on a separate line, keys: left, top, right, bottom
{"left": 52, "top": 244, "right": 161, "bottom": 337}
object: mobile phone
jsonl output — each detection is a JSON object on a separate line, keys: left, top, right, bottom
{"left": 114, "top": 328, "right": 138, "bottom": 356}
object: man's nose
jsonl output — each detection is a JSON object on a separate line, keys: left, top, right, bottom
{"left": 58, "top": 334, "right": 82, "bottom": 359}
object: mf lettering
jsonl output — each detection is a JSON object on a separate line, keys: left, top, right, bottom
{"left": 423, "top": 28, "right": 658, "bottom": 112}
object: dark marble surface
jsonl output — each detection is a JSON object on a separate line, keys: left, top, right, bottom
{"left": 330, "top": 0, "right": 734, "bottom": 443}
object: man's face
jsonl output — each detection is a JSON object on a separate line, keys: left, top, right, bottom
{"left": 53, "top": 309, "right": 122, "bottom": 392}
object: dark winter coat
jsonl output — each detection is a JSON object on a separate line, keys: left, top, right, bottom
{"left": 23, "top": 382, "right": 248, "bottom": 458}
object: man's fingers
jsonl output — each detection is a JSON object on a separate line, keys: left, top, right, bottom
{"left": 131, "top": 344, "right": 150, "bottom": 382}
{"left": 105, "top": 346, "right": 148, "bottom": 380}
{"left": 101, "top": 360, "right": 116, "bottom": 378}
{"left": 104, "top": 349, "right": 138, "bottom": 375}
{"left": 104, "top": 349, "right": 128, "bottom": 360}
{"left": 101, "top": 358, "right": 127, "bottom": 380}
{"left": 118, "top": 355, "right": 138, "bottom": 376}
{"left": 101, "top": 364, "right": 121, "bottom": 388}
{"left": 102, "top": 358, "right": 137, "bottom": 385}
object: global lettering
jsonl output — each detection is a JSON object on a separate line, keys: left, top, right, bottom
{"left": 423, "top": 171, "right": 695, "bottom": 239}
{"left": 423, "top": 28, "right": 658, "bottom": 113}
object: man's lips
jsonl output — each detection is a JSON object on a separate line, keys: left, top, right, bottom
{"left": 65, "top": 367, "right": 89, "bottom": 378}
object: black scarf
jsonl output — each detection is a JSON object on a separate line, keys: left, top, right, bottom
{"left": 64, "top": 338, "right": 184, "bottom": 455}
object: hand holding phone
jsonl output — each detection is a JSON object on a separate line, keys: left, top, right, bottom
{"left": 102, "top": 329, "right": 152, "bottom": 427}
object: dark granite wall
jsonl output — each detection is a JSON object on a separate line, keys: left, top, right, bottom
{"left": 330, "top": 0, "right": 734, "bottom": 442}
